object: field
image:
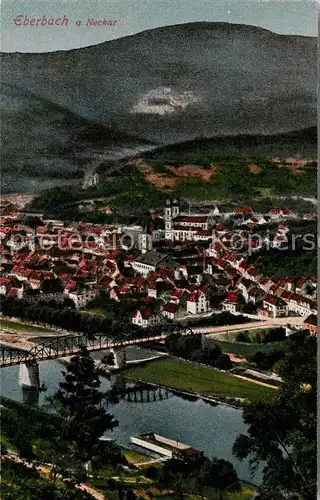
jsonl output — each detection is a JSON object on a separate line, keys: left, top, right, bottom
{"left": 122, "top": 448, "right": 154, "bottom": 465}
{"left": 204, "top": 335, "right": 287, "bottom": 358}
{"left": 124, "top": 358, "right": 275, "bottom": 402}
{"left": 0, "top": 318, "right": 56, "bottom": 335}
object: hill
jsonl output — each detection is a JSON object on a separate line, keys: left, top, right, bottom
{"left": 143, "top": 127, "right": 317, "bottom": 163}
{"left": 1, "top": 22, "right": 316, "bottom": 192}
{"left": 0, "top": 85, "right": 152, "bottom": 193}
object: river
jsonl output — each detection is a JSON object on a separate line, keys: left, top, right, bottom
{"left": 0, "top": 347, "right": 261, "bottom": 484}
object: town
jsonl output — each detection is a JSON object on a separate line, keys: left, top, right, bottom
{"left": 0, "top": 195, "right": 317, "bottom": 329}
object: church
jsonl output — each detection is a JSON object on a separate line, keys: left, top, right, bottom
{"left": 164, "top": 198, "right": 215, "bottom": 242}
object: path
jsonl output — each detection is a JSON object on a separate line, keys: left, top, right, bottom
{"left": 192, "top": 315, "right": 306, "bottom": 335}
{"left": 4, "top": 451, "right": 106, "bottom": 500}
{"left": 232, "top": 374, "right": 279, "bottom": 390}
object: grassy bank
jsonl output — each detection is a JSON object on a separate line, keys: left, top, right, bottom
{"left": 204, "top": 336, "right": 287, "bottom": 358}
{"left": 124, "top": 358, "right": 274, "bottom": 403}
{"left": 0, "top": 318, "right": 56, "bottom": 334}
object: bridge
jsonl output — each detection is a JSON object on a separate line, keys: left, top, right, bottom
{"left": 0, "top": 323, "right": 193, "bottom": 389}
{"left": 0, "top": 315, "right": 306, "bottom": 390}
{"left": 0, "top": 323, "right": 193, "bottom": 367}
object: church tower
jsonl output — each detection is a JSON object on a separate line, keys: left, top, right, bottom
{"left": 140, "top": 219, "right": 153, "bottom": 254}
{"left": 165, "top": 197, "right": 180, "bottom": 240}
{"left": 172, "top": 197, "right": 180, "bottom": 218}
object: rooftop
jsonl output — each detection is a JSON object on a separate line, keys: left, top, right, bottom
{"left": 134, "top": 250, "right": 168, "bottom": 267}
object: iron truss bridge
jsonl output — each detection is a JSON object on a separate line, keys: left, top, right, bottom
{"left": 0, "top": 323, "right": 194, "bottom": 367}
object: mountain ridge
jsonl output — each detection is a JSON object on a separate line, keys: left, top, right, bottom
{"left": 0, "top": 21, "right": 316, "bottom": 192}
{"left": 1, "top": 21, "right": 315, "bottom": 56}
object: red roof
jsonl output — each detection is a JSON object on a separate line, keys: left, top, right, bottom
{"left": 269, "top": 209, "right": 281, "bottom": 215}
{"left": 196, "top": 230, "right": 212, "bottom": 236}
{"left": 225, "top": 291, "right": 239, "bottom": 303}
{"left": 0, "top": 278, "right": 11, "bottom": 287}
{"left": 132, "top": 308, "right": 154, "bottom": 320}
{"left": 211, "top": 241, "right": 223, "bottom": 250}
{"left": 259, "top": 277, "right": 269, "bottom": 285}
{"left": 280, "top": 290, "right": 293, "bottom": 300}
{"left": 65, "top": 280, "right": 77, "bottom": 291}
{"left": 234, "top": 207, "right": 253, "bottom": 213}
{"left": 163, "top": 302, "right": 180, "bottom": 313}
{"left": 170, "top": 289, "right": 183, "bottom": 297}
{"left": 179, "top": 216, "right": 207, "bottom": 223}
{"left": 264, "top": 294, "right": 287, "bottom": 307}
{"left": 148, "top": 282, "right": 157, "bottom": 290}
{"left": 187, "top": 292, "right": 198, "bottom": 303}
{"left": 187, "top": 288, "right": 206, "bottom": 303}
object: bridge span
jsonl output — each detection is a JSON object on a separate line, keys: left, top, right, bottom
{"left": 0, "top": 315, "right": 305, "bottom": 368}
{"left": 0, "top": 323, "right": 193, "bottom": 368}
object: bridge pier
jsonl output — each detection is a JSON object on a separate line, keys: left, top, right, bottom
{"left": 111, "top": 348, "right": 127, "bottom": 369}
{"left": 114, "top": 374, "right": 126, "bottom": 392}
{"left": 19, "top": 361, "right": 41, "bottom": 390}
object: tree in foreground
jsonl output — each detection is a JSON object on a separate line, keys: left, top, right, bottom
{"left": 233, "top": 330, "right": 316, "bottom": 499}
{"left": 157, "top": 453, "right": 239, "bottom": 499}
{"left": 49, "top": 348, "right": 118, "bottom": 477}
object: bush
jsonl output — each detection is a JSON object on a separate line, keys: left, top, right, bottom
{"left": 251, "top": 349, "right": 285, "bottom": 370}
{"left": 236, "top": 331, "right": 251, "bottom": 343}
{"left": 215, "top": 354, "right": 233, "bottom": 371}
{"left": 106, "top": 478, "right": 117, "bottom": 491}
{"left": 126, "top": 491, "right": 136, "bottom": 500}
{"left": 144, "top": 465, "right": 159, "bottom": 480}
{"left": 262, "top": 327, "right": 286, "bottom": 344}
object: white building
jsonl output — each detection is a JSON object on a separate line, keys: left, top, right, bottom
{"left": 67, "top": 289, "right": 98, "bottom": 309}
{"left": 132, "top": 308, "right": 160, "bottom": 327}
{"left": 131, "top": 251, "right": 169, "bottom": 276}
{"left": 186, "top": 288, "right": 210, "bottom": 315}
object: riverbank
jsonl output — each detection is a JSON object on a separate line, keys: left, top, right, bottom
{"left": 124, "top": 357, "right": 275, "bottom": 407}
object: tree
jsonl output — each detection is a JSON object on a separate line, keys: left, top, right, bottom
{"left": 236, "top": 331, "right": 251, "bottom": 343}
{"left": 49, "top": 348, "right": 118, "bottom": 471}
{"left": 101, "top": 351, "right": 115, "bottom": 366}
{"left": 215, "top": 354, "right": 232, "bottom": 371}
{"left": 233, "top": 330, "right": 316, "bottom": 499}
{"left": 126, "top": 490, "right": 136, "bottom": 500}
{"left": 41, "top": 278, "right": 64, "bottom": 294}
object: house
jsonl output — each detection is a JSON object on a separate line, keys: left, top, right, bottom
{"left": 263, "top": 295, "right": 288, "bottom": 318}
{"left": 131, "top": 251, "right": 173, "bottom": 276}
{"left": 236, "top": 278, "right": 253, "bottom": 302}
{"left": 304, "top": 314, "right": 317, "bottom": 336}
{"left": 207, "top": 240, "right": 224, "bottom": 258}
{"left": 162, "top": 302, "right": 180, "bottom": 320}
{"left": 67, "top": 289, "right": 98, "bottom": 309}
{"left": 258, "top": 276, "right": 273, "bottom": 293}
{"left": 186, "top": 287, "right": 210, "bottom": 315}
{"left": 248, "top": 287, "right": 265, "bottom": 304}
{"left": 147, "top": 282, "right": 158, "bottom": 299}
{"left": 132, "top": 308, "right": 160, "bottom": 327}
{"left": 233, "top": 207, "right": 253, "bottom": 215}
{"left": 271, "top": 235, "right": 287, "bottom": 249}
{"left": 0, "top": 277, "right": 12, "bottom": 295}
{"left": 287, "top": 295, "right": 317, "bottom": 317}
{"left": 170, "top": 289, "right": 187, "bottom": 304}
{"left": 177, "top": 215, "right": 211, "bottom": 230}
{"left": 222, "top": 291, "right": 240, "bottom": 314}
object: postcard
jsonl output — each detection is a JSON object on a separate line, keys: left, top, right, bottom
{"left": 0, "top": 1, "right": 317, "bottom": 499}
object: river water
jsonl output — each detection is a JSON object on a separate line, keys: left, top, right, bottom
{"left": 0, "top": 347, "right": 261, "bottom": 484}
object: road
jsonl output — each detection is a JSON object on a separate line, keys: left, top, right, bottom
{"left": 192, "top": 316, "right": 306, "bottom": 335}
